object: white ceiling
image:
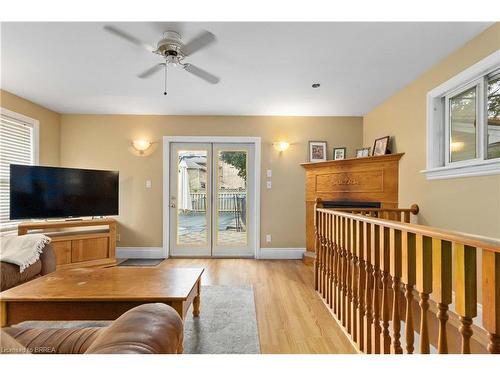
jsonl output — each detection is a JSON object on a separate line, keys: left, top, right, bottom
{"left": 0, "top": 22, "right": 492, "bottom": 116}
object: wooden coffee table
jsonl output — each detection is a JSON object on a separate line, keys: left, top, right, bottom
{"left": 0, "top": 267, "right": 204, "bottom": 327}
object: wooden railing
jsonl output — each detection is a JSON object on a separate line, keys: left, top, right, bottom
{"left": 333, "top": 205, "right": 420, "bottom": 223}
{"left": 314, "top": 200, "right": 500, "bottom": 354}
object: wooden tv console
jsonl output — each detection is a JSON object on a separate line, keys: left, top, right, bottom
{"left": 18, "top": 218, "right": 117, "bottom": 270}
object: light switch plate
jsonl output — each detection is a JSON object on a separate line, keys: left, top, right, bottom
{"left": 266, "top": 169, "right": 272, "bottom": 178}
{"left": 146, "top": 180, "right": 152, "bottom": 188}
{"left": 266, "top": 180, "right": 272, "bottom": 189}
{"left": 266, "top": 234, "right": 272, "bottom": 243}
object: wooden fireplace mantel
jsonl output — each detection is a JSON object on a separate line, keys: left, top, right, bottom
{"left": 301, "top": 153, "right": 404, "bottom": 252}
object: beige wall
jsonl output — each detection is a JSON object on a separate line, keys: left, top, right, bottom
{"left": 363, "top": 23, "right": 500, "bottom": 238}
{"left": 0, "top": 90, "right": 61, "bottom": 165}
{"left": 60, "top": 115, "right": 363, "bottom": 248}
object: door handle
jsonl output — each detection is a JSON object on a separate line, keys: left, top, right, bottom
{"left": 170, "top": 203, "right": 176, "bottom": 208}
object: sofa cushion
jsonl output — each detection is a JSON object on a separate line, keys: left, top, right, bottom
{"left": 0, "top": 260, "right": 41, "bottom": 292}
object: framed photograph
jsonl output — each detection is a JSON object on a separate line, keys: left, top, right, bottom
{"left": 333, "top": 147, "right": 346, "bottom": 160}
{"left": 308, "top": 141, "right": 327, "bottom": 162}
{"left": 372, "top": 136, "right": 390, "bottom": 156}
{"left": 356, "top": 147, "right": 371, "bottom": 158}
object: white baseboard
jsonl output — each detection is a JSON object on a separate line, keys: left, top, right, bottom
{"left": 258, "top": 248, "right": 306, "bottom": 259}
{"left": 116, "top": 247, "right": 165, "bottom": 259}
{"left": 117, "top": 246, "right": 305, "bottom": 260}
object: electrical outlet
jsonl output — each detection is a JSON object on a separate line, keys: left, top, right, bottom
{"left": 145, "top": 180, "right": 152, "bottom": 188}
{"left": 266, "top": 169, "right": 272, "bottom": 178}
{"left": 117, "top": 233, "right": 121, "bottom": 242}
{"left": 266, "top": 234, "right": 272, "bottom": 243}
{"left": 266, "top": 180, "right": 272, "bottom": 189}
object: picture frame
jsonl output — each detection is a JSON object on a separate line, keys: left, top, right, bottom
{"left": 372, "top": 136, "right": 390, "bottom": 156}
{"left": 355, "top": 147, "right": 371, "bottom": 158}
{"left": 333, "top": 147, "right": 346, "bottom": 160}
{"left": 308, "top": 141, "right": 327, "bottom": 162}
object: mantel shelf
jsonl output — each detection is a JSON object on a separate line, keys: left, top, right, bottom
{"left": 300, "top": 153, "right": 404, "bottom": 169}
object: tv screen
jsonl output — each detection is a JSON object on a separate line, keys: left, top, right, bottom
{"left": 10, "top": 165, "right": 119, "bottom": 220}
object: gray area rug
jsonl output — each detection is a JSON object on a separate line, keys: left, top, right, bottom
{"left": 118, "top": 258, "right": 164, "bottom": 267}
{"left": 13, "top": 285, "right": 260, "bottom": 354}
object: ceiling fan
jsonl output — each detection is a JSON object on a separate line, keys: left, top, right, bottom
{"left": 104, "top": 25, "right": 220, "bottom": 94}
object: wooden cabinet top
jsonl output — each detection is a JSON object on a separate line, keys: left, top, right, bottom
{"left": 18, "top": 218, "right": 116, "bottom": 231}
{"left": 300, "top": 153, "right": 404, "bottom": 169}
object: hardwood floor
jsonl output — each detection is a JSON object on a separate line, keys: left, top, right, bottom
{"left": 160, "top": 258, "right": 356, "bottom": 354}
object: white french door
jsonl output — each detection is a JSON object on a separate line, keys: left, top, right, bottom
{"left": 169, "top": 142, "right": 255, "bottom": 257}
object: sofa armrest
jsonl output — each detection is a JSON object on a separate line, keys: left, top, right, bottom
{"left": 2, "top": 326, "right": 102, "bottom": 354}
{"left": 85, "top": 303, "right": 184, "bottom": 354}
{"left": 39, "top": 243, "right": 56, "bottom": 275}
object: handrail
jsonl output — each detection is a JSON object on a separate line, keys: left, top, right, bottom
{"left": 317, "top": 208, "right": 500, "bottom": 253}
{"left": 333, "top": 204, "right": 420, "bottom": 215}
{"left": 313, "top": 205, "right": 500, "bottom": 354}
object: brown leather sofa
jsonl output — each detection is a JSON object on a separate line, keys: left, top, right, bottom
{"left": 0, "top": 243, "right": 56, "bottom": 292}
{"left": 0, "top": 303, "right": 184, "bottom": 354}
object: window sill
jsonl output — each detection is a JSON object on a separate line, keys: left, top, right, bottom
{"left": 421, "top": 158, "right": 500, "bottom": 180}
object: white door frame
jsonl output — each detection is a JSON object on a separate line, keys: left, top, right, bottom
{"left": 163, "top": 136, "right": 261, "bottom": 259}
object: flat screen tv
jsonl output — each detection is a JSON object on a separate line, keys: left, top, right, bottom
{"left": 10, "top": 165, "right": 119, "bottom": 220}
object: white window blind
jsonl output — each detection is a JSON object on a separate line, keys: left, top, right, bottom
{"left": 0, "top": 109, "right": 38, "bottom": 227}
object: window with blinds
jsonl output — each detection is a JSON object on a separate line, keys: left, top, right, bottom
{"left": 0, "top": 109, "right": 38, "bottom": 228}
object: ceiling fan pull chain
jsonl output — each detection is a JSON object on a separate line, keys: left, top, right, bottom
{"left": 164, "top": 63, "right": 167, "bottom": 96}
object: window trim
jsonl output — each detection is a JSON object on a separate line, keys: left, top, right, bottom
{"left": 0, "top": 107, "right": 40, "bottom": 231}
{"left": 423, "top": 49, "right": 500, "bottom": 180}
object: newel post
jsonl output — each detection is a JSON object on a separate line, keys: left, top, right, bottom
{"left": 314, "top": 198, "right": 324, "bottom": 291}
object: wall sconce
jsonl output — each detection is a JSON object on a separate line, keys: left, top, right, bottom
{"left": 131, "top": 139, "right": 155, "bottom": 156}
{"left": 273, "top": 141, "right": 290, "bottom": 152}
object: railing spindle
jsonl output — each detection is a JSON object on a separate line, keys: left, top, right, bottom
{"left": 455, "top": 243, "right": 477, "bottom": 354}
{"left": 336, "top": 215, "right": 342, "bottom": 319}
{"left": 390, "top": 228, "right": 403, "bottom": 354}
{"left": 416, "top": 235, "right": 433, "bottom": 354}
{"left": 402, "top": 232, "right": 416, "bottom": 354}
{"left": 341, "top": 217, "right": 347, "bottom": 328}
{"left": 346, "top": 218, "right": 353, "bottom": 334}
{"left": 432, "top": 239, "right": 452, "bottom": 354}
{"left": 324, "top": 212, "right": 329, "bottom": 301}
{"left": 364, "top": 221, "right": 373, "bottom": 354}
{"left": 371, "top": 224, "right": 382, "bottom": 354}
{"left": 482, "top": 249, "right": 500, "bottom": 354}
{"left": 380, "top": 226, "right": 392, "bottom": 354}
{"left": 351, "top": 218, "right": 359, "bottom": 344}
{"left": 327, "top": 213, "right": 333, "bottom": 307}
{"left": 357, "top": 220, "right": 365, "bottom": 352}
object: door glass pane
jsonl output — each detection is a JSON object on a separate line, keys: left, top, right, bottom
{"left": 216, "top": 150, "right": 247, "bottom": 247}
{"left": 449, "top": 86, "right": 477, "bottom": 162}
{"left": 487, "top": 74, "right": 500, "bottom": 159}
{"left": 177, "top": 150, "right": 208, "bottom": 246}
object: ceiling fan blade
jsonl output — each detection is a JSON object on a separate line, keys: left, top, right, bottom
{"left": 104, "top": 25, "right": 154, "bottom": 52}
{"left": 183, "top": 63, "right": 220, "bottom": 84}
{"left": 137, "top": 63, "right": 165, "bottom": 79}
{"left": 182, "top": 30, "right": 216, "bottom": 56}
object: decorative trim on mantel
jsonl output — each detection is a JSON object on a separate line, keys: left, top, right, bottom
{"left": 300, "top": 153, "right": 404, "bottom": 169}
